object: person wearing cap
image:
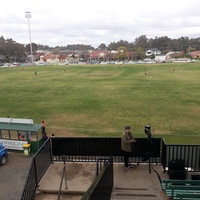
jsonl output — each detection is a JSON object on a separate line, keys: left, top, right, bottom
{"left": 121, "top": 125, "right": 136, "bottom": 170}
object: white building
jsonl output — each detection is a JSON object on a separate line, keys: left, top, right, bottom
{"left": 154, "top": 55, "right": 166, "bottom": 62}
{"left": 146, "top": 48, "right": 161, "bottom": 57}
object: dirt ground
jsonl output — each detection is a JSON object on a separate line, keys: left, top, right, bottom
{"left": 0, "top": 151, "right": 32, "bottom": 200}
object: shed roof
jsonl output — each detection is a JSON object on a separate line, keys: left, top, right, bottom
{"left": 0, "top": 118, "right": 42, "bottom": 132}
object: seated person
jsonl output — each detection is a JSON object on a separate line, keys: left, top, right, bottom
{"left": 18, "top": 133, "right": 25, "bottom": 140}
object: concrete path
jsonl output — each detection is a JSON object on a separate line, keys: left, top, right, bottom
{"left": 36, "top": 162, "right": 96, "bottom": 193}
{"left": 112, "top": 163, "right": 168, "bottom": 199}
{"left": 1, "top": 152, "right": 199, "bottom": 200}
{"left": 35, "top": 162, "right": 169, "bottom": 199}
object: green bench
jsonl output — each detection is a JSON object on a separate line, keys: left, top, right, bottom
{"left": 162, "top": 180, "right": 200, "bottom": 199}
{"left": 162, "top": 179, "right": 200, "bottom": 191}
{"left": 165, "top": 185, "right": 200, "bottom": 198}
{"left": 174, "top": 193, "right": 200, "bottom": 200}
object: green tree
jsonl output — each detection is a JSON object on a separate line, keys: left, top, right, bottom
{"left": 135, "top": 47, "right": 145, "bottom": 60}
{"left": 134, "top": 35, "right": 148, "bottom": 48}
{"left": 52, "top": 48, "right": 60, "bottom": 54}
{"left": 150, "top": 54, "right": 155, "bottom": 59}
{"left": 98, "top": 43, "right": 107, "bottom": 50}
{"left": 0, "top": 36, "right": 26, "bottom": 62}
{"left": 115, "top": 46, "right": 127, "bottom": 61}
{"left": 117, "top": 46, "right": 127, "bottom": 53}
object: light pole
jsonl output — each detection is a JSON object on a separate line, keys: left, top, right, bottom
{"left": 25, "top": 11, "right": 33, "bottom": 63}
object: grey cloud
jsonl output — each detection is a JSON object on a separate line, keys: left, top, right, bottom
{"left": 1, "top": 0, "right": 200, "bottom": 47}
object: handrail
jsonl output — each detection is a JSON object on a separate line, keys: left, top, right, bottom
{"left": 96, "top": 157, "right": 110, "bottom": 176}
{"left": 21, "top": 138, "right": 52, "bottom": 200}
{"left": 81, "top": 157, "right": 113, "bottom": 200}
{"left": 58, "top": 155, "right": 67, "bottom": 200}
{"left": 58, "top": 165, "right": 66, "bottom": 200}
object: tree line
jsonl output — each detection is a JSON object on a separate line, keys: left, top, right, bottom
{"left": 0, "top": 35, "right": 200, "bottom": 63}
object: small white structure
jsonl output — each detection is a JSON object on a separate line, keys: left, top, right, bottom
{"left": 154, "top": 55, "right": 166, "bottom": 62}
{"left": 110, "top": 50, "right": 117, "bottom": 54}
{"left": 146, "top": 48, "right": 161, "bottom": 57}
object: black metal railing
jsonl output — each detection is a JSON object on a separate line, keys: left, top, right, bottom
{"left": 161, "top": 139, "right": 167, "bottom": 171}
{"left": 161, "top": 139, "right": 200, "bottom": 172}
{"left": 51, "top": 137, "right": 162, "bottom": 163}
{"left": 166, "top": 145, "right": 199, "bottom": 172}
{"left": 51, "top": 137, "right": 200, "bottom": 172}
{"left": 21, "top": 138, "right": 52, "bottom": 200}
{"left": 20, "top": 160, "right": 37, "bottom": 200}
{"left": 35, "top": 139, "right": 52, "bottom": 182}
{"left": 96, "top": 157, "right": 111, "bottom": 177}
{"left": 20, "top": 136, "right": 200, "bottom": 200}
{"left": 81, "top": 157, "right": 113, "bottom": 200}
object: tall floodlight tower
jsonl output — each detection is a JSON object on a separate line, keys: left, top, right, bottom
{"left": 25, "top": 11, "right": 33, "bottom": 63}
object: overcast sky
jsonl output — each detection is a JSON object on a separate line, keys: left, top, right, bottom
{"left": 1, "top": 0, "right": 200, "bottom": 48}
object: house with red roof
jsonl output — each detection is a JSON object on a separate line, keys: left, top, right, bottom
{"left": 88, "top": 50, "right": 110, "bottom": 61}
{"left": 190, "top": 51, "right": 200, "bottom": 59}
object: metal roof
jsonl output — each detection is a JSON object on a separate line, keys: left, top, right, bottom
{"left": 0, "top": 118, "right": 42, "bottom": 132}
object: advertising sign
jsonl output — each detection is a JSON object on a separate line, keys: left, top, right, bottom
{"left": 0, "top": 139, "right": 27, "bottom": 150}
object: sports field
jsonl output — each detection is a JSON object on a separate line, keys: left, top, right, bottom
{"left": 0, "top": 62, "right": 200, "bottom": 144}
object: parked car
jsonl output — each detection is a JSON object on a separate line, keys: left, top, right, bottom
{"left": 0, "top": 143, "right": 8, "bottom": 165}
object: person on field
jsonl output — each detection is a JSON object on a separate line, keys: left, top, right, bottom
{"left": 144, "top": 68, "right": 147, "bottom": 76}
{"left": 41, "top": 120, "right": 46, "bottom": 134}
{"left": 121, "top": 125, "right": 136, "bottom": 170}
